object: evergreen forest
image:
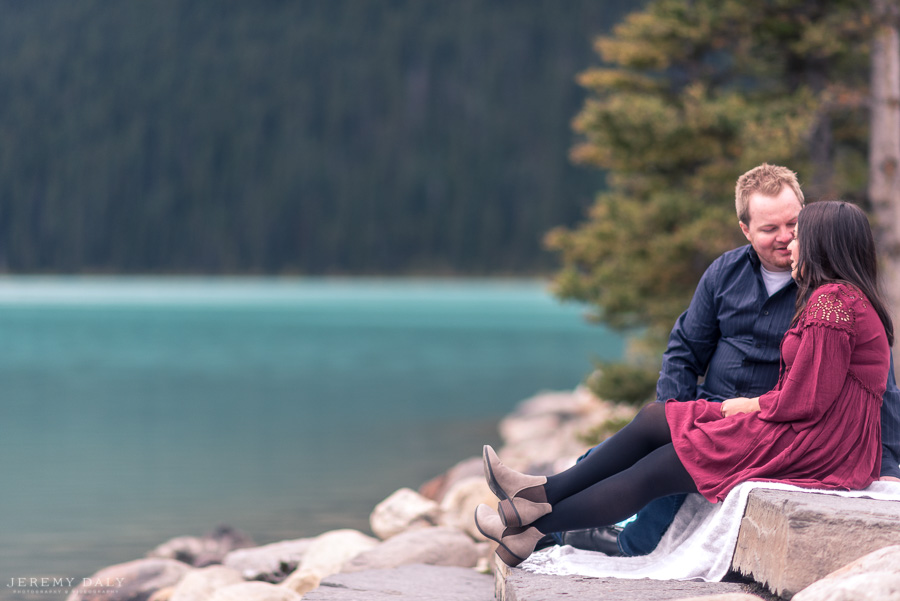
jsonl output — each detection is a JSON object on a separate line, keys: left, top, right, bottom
{"left": 0, "top": 0, "right": 641, "bottom": 275}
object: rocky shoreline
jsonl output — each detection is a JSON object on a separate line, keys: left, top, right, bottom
{"left": 59, "top": 387, "right": 900, "bottom": 601}
{"left": 62, "top": 387, "right": 632, "bottom": 601}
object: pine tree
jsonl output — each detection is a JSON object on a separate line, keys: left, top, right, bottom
{"left": 547, "top": 0, "right": 874, "bottom": 399}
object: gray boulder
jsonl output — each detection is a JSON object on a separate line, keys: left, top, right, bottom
{"left": 437, "top": 477, "right": 495, "bottom": 540}
{"left": 369, "top": 487, "right": 441, "bottom": 540}
{"left": 418, "top": 457, "right": 483, "bottom": 502}
{"left": 66, "top": 558, "right": 192, "bottom": 601}
{"left": 677, "top": 595, "right": 766, "bottom": 601}
{"left": 342, "top": 526, "right": 484, "bottom": 572}
{"left": 148, "top": 526, "right": 254, "bottom": 567}
{"left": 793, "top": 545, "right": 900, "bottom": 601}
{"left": 279, "top": 529, "right": 379, "bottom": 596}
{"left": 168, "top": 565, "right": 243, "bottom": 601}
{"left": 222, "top": 538, "right": 313, "bottom": 583}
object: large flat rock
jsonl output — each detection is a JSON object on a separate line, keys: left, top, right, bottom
{"left": 732, "top": 489, "right": 900, "bottom": 599}
{"left": 496, "top": 489, "right": 900, "bottom": 600}
{"left": 495, "top": 558, "right": 759, "bottom": 601}
{"left": 302, "top": 564, "right": 493, "bottom": 601}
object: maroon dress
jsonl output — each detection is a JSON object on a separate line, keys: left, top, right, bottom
{"left": 666, "top": 282, "right": 889, "bottom": 503}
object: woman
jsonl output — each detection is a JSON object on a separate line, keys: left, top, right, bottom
{"left": 477, "top": 201, "right": 893, "bottom": 568}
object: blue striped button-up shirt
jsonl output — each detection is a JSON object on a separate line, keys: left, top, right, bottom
{"left": 657, "top": 244, "right": 900, "bottom": 477}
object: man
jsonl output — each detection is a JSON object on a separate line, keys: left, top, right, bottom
{"left": 550, "top": 163, "right": 900, "bottom": 556}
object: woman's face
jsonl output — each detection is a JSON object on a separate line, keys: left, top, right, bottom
{"left": 787, "top": 226, "right": 800, "bottom": 279}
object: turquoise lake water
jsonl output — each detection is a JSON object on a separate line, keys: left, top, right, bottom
{"left": 0, "top": 278, "right": 623, "bottom": 597}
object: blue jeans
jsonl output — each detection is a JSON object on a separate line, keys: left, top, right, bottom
{"left": 550, "top": 443, "right": 686, "bottom": 556}
{"left": 617, "top": 494, "right": 686, "bottom": 556}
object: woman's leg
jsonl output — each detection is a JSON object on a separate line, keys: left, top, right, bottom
{"left": 543, "top": 401, "right": 675, "bottom": 504}
{"left": 477, "top": 402, "right": 699, "bottom": 567}
{"left": 475, "top": 442, "right": 698, "bottom": 568}
{"left": 533, "top": 443, "right": 697, "bottom": 534}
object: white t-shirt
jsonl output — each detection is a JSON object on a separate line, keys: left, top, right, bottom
{"left": 760, "top": 266, "right": 794, "bottom": 297}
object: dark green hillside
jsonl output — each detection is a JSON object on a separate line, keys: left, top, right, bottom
{"left": 0, "top": 0, "right": 641, "bottom": 275}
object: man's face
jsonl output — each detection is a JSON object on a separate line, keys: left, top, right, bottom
{"left": 739, "top": 186, "right": 802, "bottom": 272}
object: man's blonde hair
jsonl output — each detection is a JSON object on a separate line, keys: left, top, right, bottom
{"left": 735, "top": 163, "right": 804, "bottom": 225}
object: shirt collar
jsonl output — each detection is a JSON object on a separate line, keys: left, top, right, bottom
{"left": 744, "top": 244, "right": 761, "bottom": 268}
{"left": 744, "top": 244, "right": 797, "bottom": 293}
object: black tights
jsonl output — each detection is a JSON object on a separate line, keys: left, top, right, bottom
{"left": 532, "top": 402, "right": 698, "bottom": 534}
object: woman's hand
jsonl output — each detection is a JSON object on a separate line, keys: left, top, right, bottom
{"left": 720, "top": 396, "right": 760, "bottom": 417}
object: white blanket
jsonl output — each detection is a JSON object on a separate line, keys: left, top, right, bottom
{"left": 521, "top": 481, "right": 900, "bottom": 581}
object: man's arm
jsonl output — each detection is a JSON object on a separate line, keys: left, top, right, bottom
{"left": 880, "top": 353, "right": 900, "bottom": 480}
{"left": 656, "top": 265, "right": 722, "bottom": 402}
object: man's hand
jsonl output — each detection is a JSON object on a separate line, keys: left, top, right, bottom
{"left": 880, "top": 476, "right": 900, "bottom": 483}
{"left": 720, "top": 396, "right": 760, "bottom": 417}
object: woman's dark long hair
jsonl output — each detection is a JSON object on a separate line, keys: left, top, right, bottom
{"left": 793, "top": 201, "right": 894, "bottom": 345}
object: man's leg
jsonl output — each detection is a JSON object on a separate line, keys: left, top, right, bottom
{"left": 551, "top": 525, "right": 623, "bottom": 555}
{"left": 545, "top": 496, "right": 686, "bottom": 557}
{"left": 616, "top": 494, "right": 686, "bottom": 556}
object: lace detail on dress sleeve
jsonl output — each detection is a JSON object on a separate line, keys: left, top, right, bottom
{"left": 808, "top": 292, "right": 851, "bottom": 323}
{"left": 802, "top": 285, "right": 858, "bottom": 333}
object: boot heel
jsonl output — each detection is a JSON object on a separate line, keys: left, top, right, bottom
{"left": 495, "top": 544, "right": 526, "bottom": 568}
{"left": 498, "top": 499, "right": 521, "bottom": 528}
